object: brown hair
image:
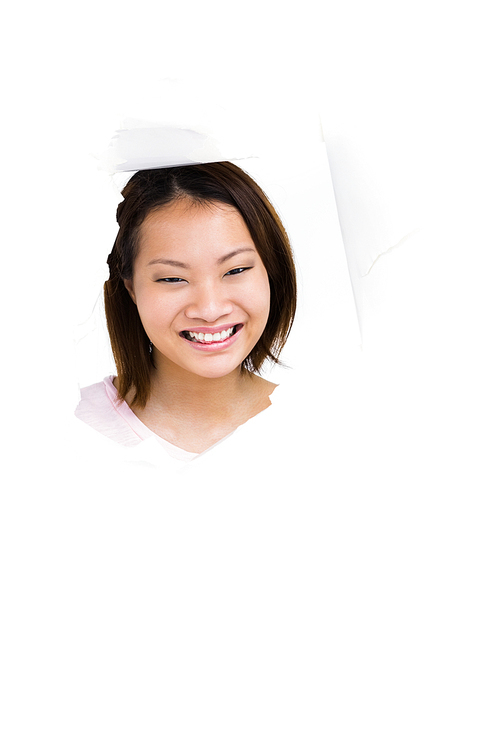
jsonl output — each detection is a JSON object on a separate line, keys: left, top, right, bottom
{"left": 104, "top": 161, "right": 297, "bottom": 408}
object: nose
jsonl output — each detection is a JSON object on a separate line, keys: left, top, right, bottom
{"left": 183, "top": 281, "right": 234, "bottom": 323}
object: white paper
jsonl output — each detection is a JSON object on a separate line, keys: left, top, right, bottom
{"left": 3, "top": 6, "right": 500, "bottom": 747}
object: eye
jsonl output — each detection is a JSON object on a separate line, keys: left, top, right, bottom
{"left": 225, "top": 266, "right": 252, "bottom": 277}
{"left": 156, "top": 277, "right": 186, "bottom": 284}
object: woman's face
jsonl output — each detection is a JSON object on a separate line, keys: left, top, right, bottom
{"left": 124, "top": 198, "right": 271, "bottom": 381}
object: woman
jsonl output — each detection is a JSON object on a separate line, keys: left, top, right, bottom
{"left": 75, "top": 161, "right": 297, "bottom": 460}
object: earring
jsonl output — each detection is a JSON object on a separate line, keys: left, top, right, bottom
{"left": 149, "top": 341, "right": 153, "bottom": 355}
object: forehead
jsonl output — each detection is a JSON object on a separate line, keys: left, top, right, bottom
{"left": 138, "top": 199, "right": 253, "bottom": 253}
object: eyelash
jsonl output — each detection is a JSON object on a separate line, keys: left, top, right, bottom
{"left": 157, "top": 267, "right": 252, "bottom": 284}
{"left": 226, "top": 266, "right": 251, "bottom": 277}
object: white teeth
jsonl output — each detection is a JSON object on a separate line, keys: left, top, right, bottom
{"left": 185, "top": 327, "right": 235, "bottom": 342}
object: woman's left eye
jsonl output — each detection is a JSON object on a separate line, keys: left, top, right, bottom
{"left": 225, "top": 267, "right": 251, "bottom": 277}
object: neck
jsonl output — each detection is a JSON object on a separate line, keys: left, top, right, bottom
{"left": 147, "top": 356, "right": 259, "bottom": 424}
{"left": 118, "top": 355, "right": 277, "bottom": 453}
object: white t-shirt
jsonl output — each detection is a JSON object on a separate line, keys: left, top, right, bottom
{"left": 75, "top": 376, "right": 199, "bottom": 462}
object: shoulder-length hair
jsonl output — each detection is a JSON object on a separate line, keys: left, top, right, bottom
{"left": 104, "top": 161, "right": 297, "bottom": 409}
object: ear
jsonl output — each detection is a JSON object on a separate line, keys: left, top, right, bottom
{"left": 123, "top": 277, "right": 137, "bottom": 305}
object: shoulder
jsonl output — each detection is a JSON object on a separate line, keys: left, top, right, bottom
{"left": 74, "top": 376, "right": 142, "bottom": 447}
{"left": 253, "top": 375, "right": 279, "bottom": 402}
{"left": 75, "top": 377, "right": 116, "bottom": 416}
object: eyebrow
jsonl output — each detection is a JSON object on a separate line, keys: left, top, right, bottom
{"left": 147, "top": 247, "right": 257, "bottom": 269}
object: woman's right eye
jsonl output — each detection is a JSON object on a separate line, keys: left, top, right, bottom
{"left": 157, "top": 277, "right": 186, "bottom": 284}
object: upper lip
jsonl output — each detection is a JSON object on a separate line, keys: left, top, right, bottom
{"left": 181, "top": 323, "right": 242, "bottom": 334}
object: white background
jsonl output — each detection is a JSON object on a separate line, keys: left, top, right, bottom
{"left": 2, "top": 1, "right": 499, "bottom": 747}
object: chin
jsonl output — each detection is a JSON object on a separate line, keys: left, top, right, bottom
{"left": 154, "top": 332, "right": 257, "bottom": 380}
{"left": 189, "top": 361, "right": 245, "bottom": 380}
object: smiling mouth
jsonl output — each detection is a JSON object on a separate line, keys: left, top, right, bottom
{"left": 180, "top": 324, "right": 243, "bottom": 343}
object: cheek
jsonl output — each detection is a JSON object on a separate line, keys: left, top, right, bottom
{"left": 239, "top": 279, "right": 271, "bottom": 338}
{"left": 238, "top": 281, "right": 269, "bottom": 318}
{"left": 135, "top": 287, "right": 172, "bottom": 326}
{"left": 254, "top": 273, "right": 271, "bottom": 318}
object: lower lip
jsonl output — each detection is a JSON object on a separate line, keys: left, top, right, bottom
{"left": 181, "top": 326, "right": 243, "bottom": 352}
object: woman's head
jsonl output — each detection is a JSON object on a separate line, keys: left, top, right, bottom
{"left": 104, "top": 162, "right": 297, "bottom": 407}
